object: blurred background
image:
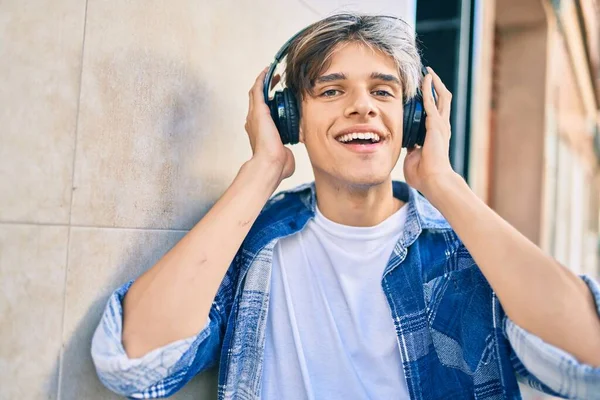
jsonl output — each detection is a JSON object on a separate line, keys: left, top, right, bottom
{"left": 1, "top": 0, "right": 598, "bottom": 399}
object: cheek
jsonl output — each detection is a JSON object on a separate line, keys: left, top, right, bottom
{"left": 383, "top": 101, "right": 404, "bottom": 121}
{"left": 382, "top": 105, "right": 405, "bottom": 136}
{"left": 299, "top": 107, "right": 331, "bottom": 143}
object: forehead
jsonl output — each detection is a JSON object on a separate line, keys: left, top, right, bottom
{"left": 320, "top": 42, "right": 399, "bottom": 77}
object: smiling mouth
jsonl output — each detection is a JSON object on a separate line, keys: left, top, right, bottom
{"left": 335, "top": 132, "right": 383, "bottom": 145}
{"left": 334, "top": 134, "right": 385, "bottom": 154}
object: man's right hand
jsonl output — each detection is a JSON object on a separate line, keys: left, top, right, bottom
{"left": 244, "top": 67, "right": 296, "bottom": 184}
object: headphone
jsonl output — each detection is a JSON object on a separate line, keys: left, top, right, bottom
{"left": 263, "top": 15, "right": 433, "bottom": 148}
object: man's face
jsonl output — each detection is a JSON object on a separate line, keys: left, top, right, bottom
{"left": 299, "top": 42, "right": 404, "bottom": 188}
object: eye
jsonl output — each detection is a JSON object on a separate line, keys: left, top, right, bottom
{"left": 320, "top": 89, "right": 341, "bottom": 97}
{"left": 372, "top": 89, "right": 393, "bottom": 97}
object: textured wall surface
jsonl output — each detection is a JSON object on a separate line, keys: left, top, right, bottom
{"left": 0, "top": 1, "right": 414, "bottom": 398}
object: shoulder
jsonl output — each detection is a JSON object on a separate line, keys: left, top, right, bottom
{"left": 404, "top": 185, "right": 452, "bottom": 232}
{"left": 242, "top": 182, "right": 315, "bottom": 250}
{"left": 263, "top": 182, "right": 314, "bottom": 214}
{"left": 405, "top": 188, "right": 472, "bottom": 280}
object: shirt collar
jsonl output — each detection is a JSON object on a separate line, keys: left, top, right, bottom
{"left": 243, "top": 180, "right": 453, "bottom": 275}
{"left": 289, "top": 180, "right": 451, "bottom": 232}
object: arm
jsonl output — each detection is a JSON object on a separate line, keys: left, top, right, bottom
{"left": 122, "top": 67, "right": 295, "bottom": 359}
{"left": 427, "top": 172, "right": 600, "bottom": 367}
{"left": 404, "top": 67, "right": 600, "bottom": 368}
{"left": 122, "top": 158, "right": 280, "bottom": 358}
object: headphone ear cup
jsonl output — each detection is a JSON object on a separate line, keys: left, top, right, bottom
{"left": 269, "top": 91, "right": 290, "bottom": 144}
{"left": 282, "top": 89, "right": 300, "bottom": 145}
{"left": 404, "top": 66, "right": 433, "bottom": 148}
{"left": 268, "top": 89, "right": 300, "bottom": 145}
{"left": 413, "top": 92, "right": 426, "bottom": 147}
{"left": 403, "top": 92, "right": 426, "bottom": 148}
{"left": 403, "top": 98, "right": 416, "bottom": 148}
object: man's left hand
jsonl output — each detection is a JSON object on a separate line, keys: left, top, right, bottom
{"left": 403, "top": 67, "right": 457, "bottom": 197}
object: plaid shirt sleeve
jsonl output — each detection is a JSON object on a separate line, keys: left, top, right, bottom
{"left": 505, "top": 275, "right": 600, "bottom": 400}
{"left": 91, "top": 254, "right": 239, "bottom": 399}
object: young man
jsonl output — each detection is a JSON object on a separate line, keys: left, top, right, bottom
{"left": 91, "top": 14, "right": 600, "bottom": 399}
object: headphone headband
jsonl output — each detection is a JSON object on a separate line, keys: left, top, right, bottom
{"left": 263, "top": 15, "right": 407, "bottom": 102}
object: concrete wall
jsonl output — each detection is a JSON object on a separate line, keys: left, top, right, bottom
{"left": 490, "top": 0, "right": 600, "bottom": 274}
{"left": 468, "top": 0, "right": 496, "bottom": 203}
{"left": 491, "top": 0, "right": 549, "bottom": 245}
{"left": 0, "top": 1, "right": 415, "bottom": 399}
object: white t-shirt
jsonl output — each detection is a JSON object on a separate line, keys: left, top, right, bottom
{"left": 261, "top": 204, "right": 411, "bottom": 399}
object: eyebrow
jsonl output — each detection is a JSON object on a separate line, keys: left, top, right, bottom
{"left": 315, "top": 73, "right": 347, "bottom": 84}
{"left": 370, "top": 72, "right": 401, "bottom": 85}
{"left": 314, "top": 72, "right": 401, "bottom": 85}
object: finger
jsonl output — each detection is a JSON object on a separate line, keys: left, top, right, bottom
{"left": 426, "top": 68, "right": 446, "bottom": 111}
{"left": 249, "top": 66, "right": 269, "bottom": 114}
{"left": 421, "top": 73, "right": 438, "bottom": 117}
{"left": 251, "top": 66, "right": 270, "bottom": 108}
{"left": 427, "top": 67, "right": 452, "bottom": 120}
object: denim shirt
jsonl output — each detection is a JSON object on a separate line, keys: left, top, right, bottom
{"left": 91, "top": 181, "right": 600, "bottom": 400}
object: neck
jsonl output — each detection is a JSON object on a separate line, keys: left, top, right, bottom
{"left": 314, "top": 175, "right": 405, "bottom": 227}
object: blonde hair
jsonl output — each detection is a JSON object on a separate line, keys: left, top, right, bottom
{"left": 285, "top": 13, "right": 422, "bottom": 102}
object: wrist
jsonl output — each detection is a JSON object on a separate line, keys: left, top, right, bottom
{"left": 243, "top": 157, "right": 285, "bottom": 192}
{"left": 421, "top": 171, "right": 466, "bottom": 206}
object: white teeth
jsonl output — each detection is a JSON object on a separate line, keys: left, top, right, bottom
{"left": 336, "top": 132, "right": 382, "bottom": 143}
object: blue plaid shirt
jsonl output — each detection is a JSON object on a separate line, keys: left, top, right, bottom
{"left": 91, "top": 181, "right": 600, "bottom": 399}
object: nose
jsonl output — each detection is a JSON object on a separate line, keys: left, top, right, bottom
{"left": 344, "top": 89, "right": 378, "bottom": 119}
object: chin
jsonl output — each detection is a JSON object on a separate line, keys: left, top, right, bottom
{"left": 338, "top": 171, "right": 391, "bottom": 188}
